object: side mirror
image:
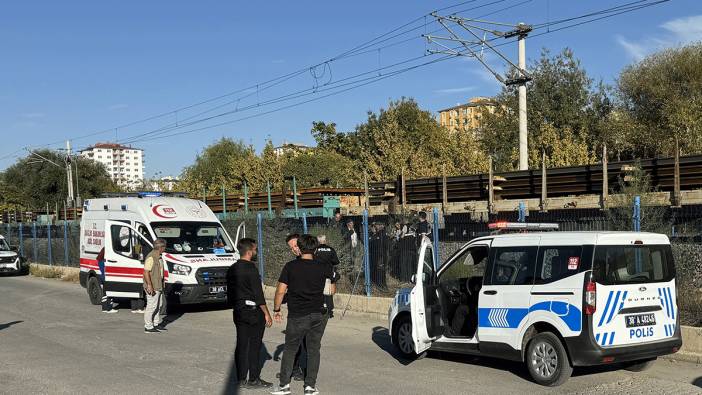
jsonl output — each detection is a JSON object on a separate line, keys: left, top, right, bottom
{"left": 10, "top": 245, "right": 18, "bottom": 252}
{"left": 410, "top": 274, "right": 417, "bottom": 284}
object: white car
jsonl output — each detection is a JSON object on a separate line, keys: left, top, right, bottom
{"left": 0, "top": 235, "right": 28, "bottom": 275}
{"left": 388, "top": 230, "right": 681, "bottom": 386}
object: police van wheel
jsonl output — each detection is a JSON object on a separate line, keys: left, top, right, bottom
{"left": 624, "top": 358, "right": 656, "bottom": 372}
{"left": 526, "top": 332, "right": 573, "bottom": 387}
{"left": 392, "top": 316, "right": 417, "bottom": 360}
{"left": 87, "top": 276, "right": 103, "bottom": 306}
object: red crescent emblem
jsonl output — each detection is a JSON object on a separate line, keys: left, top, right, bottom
{"left": 152, "top": 204, "right": 177, "bottom": 218}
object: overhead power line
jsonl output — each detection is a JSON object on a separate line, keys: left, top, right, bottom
{"left": 1, "top": 0, "right": 674, "bottom": 159}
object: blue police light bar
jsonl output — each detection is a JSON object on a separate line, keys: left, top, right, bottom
{"left": 138, "top": 192, "right": 163, "bottom": 197}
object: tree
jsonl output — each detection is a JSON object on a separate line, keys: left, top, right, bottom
{"left": 480, "top": 48, "right": 608, "bottom": 170}
{"left": 312, "top": 98, "right": 487, "bottom": 181}
{"left": 616, "top": 42, "right": 702, "bottom": 157}
{"left": 282, "top": 149, "right": 360, "bottom": 188}
{"left": 179, "top": 138, "right": 257, "bottom": 196}
{"left": 606, "top": 162, "right": 670, "bottom": 233}
{"left": 0, "top": 150, "right": 119, "bottom": 210}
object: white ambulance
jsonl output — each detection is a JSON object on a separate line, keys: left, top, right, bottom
{"left": 79, "top": 193, "right": 244, "bottom": 307}
{"left": 388, "top": 228, "right": 681, "bottom": 386}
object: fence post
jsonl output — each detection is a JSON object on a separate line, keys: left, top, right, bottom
{"left": 244, "top": 181, "right": 249, "bottom": 215}
{"left": 362, "top": 209, "right": 371, "bottom": 297}
{"left": 47, "top": 222, "right": 52, "bottom": 266}
{"left": 19, "top": 222, "right": 24, "bottom": 258}
{"left": 432, "top": 208, "right": 440, "bottom": 271}
{"left": 32, "top": 222, "right": 37, "bottom": 263}
{"left": 257, "top": 212, "right": 265, "bottom": 281}
{"left": 633, "top": 196, "right": 641, "bottom": 232}
{"left": 64, "top": 220, "right": 69, "bottom": 265}
{"left": 292, "top": 176, "right": 299, "bottom": 218}
{"left": 267, "top": 181, "right": 273, "bottom": 218}
{"left": 518, "top": 202, "right": 526, "bottom": 222}
{"left": 222, "top": 184, "right": 227, "bottom": 218}
{"left": 302, "top": 212, "right": 308, "bottom": 234}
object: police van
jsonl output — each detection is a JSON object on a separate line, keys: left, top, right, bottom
{"left": 388, "top": 226, "right": 681, "bottom": 386}
{"left": 79, "top": 193, "right": 245, "bottom": 307}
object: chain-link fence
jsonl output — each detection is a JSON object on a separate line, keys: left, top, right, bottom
{"left": 2, "top": 200, "right": 701, "bottom": 324}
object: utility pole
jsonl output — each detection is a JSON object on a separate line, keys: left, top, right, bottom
{"left": 65, "top": 141, "right": 75, "bottom": 207}
{"left": 425, "top": 15, "right": 532, "bottom": 170}
{"left": 515, "top": 25, "right": 529, "bottom": 170}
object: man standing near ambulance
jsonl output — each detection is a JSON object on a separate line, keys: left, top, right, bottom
{"left": 143, "top": 238, "right": 167, "bottom": 333}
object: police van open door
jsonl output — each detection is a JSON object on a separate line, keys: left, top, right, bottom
{"left": 410, "top": 237, "right": 443, "bottom": 354}
{"left": 103, "top": 220, "right": 154, "bottom": 299}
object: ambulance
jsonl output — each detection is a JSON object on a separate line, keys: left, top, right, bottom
{"left": 79, "top": 193, "right": 244, "bottom": 307}
{"left": 388, "top": 226, "right": 681, "bottom": 386}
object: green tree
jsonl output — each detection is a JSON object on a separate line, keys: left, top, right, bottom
{"left": 480, "top": 48, "right": 608, "bottom": 170}
{"left": 312, "top": 98, "right": 487, "bottom": 181}
{"left": 0, "top": 150, "right": 119, "bottom": 210}
{"left": 282, "top": 149, "right": 360, "bottom": 188}
{"left": 179, "top": 138, "right": 257, "bottom": 196}
{"left": 616, "top": 42, "right": 702, "bottom": 157}
{"left": 607, "top": 162, "right": 669, "bottom": 233}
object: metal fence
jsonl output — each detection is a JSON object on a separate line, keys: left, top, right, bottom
{"left": 3, "top": 200, "right": 702, "bottom": 306}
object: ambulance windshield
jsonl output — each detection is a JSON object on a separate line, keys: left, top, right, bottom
{"left": 150, "top": 222, "right": 234, "bottom": 254}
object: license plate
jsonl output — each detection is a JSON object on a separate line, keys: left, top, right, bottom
{"left": 625, "top": 313, "right": 656, "bottom": 328}
{"left": 209, "top": 286, "right": 226, "bottom": 294}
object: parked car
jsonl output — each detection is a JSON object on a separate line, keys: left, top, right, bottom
{"left": 0, "top": 234, "right": 28, "bottom": 275}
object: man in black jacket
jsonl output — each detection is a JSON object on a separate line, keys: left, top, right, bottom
{"left": 227, "top": 238, "right": 273, "bottom": 390}
{"left": 314, "top": 234, "right": 339, "bottom": 317}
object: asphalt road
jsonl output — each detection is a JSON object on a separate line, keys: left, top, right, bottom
{"left": 1, "top": 275, "right": 701, "bottom": 395}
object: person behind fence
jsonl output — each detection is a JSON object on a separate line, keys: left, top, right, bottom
{"left": 314, "top": 234, "right": 339, "bottom": 318}
{"left": 143, "top": 238, "right": 167, "bottom": 333}
{"left": 227, "top": 237, "right": 273, "bottom": 390}
{"left": 342, "top": 219, "right": 361, "bottom": 276}
{"left": 271, "top": 234, "right": 335, "bottom": 395}
{"left": 416, "top": 211, "right": 432, "bottom": 245}
{"left": 399, "top": 222, "right": 417, "bottom": 282}
{"left": 96, "top": 247, "right": 118, "bottom": 314}
{"left": 368, "top": 223, "right": 388, "bottom": 289}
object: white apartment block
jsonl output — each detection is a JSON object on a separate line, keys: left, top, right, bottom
{"left": 80, "top": 143, "right": 145, "bottom": 189}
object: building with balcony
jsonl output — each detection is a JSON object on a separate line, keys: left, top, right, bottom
{"left": 438, "top": 96, "right": 497, "bottom": 133}
{"left": 80, "top": 143, "right": 144, "bottom": 189}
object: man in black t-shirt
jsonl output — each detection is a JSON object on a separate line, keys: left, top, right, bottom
{"left": 271, "top": 235, "right": 335, "bottom": 395}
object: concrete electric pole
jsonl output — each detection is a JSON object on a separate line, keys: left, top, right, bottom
{"left": 65, "top": 140, "right": 74, "bottom": 208}
{"left": 425, "top": 15, "right": 532, "bottom": 170}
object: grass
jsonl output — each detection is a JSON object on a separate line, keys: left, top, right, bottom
{"left": 29, "top": 264, "right": 80, "bottom": 283}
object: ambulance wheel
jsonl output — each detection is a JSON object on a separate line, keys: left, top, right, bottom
{"left": 624, "top": 358, "right": 656, "bottom": 372}
{"left": 87, "top": 276, "right": 103, "bottom": 305}
{"left": 392, "top": 315, "right": 417, "bottom": 360}
{"left": 526, "top": 332, "right": 573, "bottom": 387}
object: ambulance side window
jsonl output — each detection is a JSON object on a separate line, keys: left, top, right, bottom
{"left": 135, "top": 222, "right": 153, "bottom": 261}
{"left": 535, "top": 246, "right": 583, "bottom": 285}
{"left": 110, "top": 225, "right": 133, "bottom": 258}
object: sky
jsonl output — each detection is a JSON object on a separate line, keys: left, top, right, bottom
{"left": 1, "top": 0, "right": 701, "bottom": 178}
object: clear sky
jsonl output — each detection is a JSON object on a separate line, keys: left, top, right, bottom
{"left": 1, "top": 0, "right": 700, "bottom": 178}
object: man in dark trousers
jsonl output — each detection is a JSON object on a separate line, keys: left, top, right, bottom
{"left": 314, "top": 234, "right": 339, "bottom": 318}
{"left": 227, "top": 238, "right": 273, "bottom": 390}
{"left": 271, "top": 235, "right": 335, "bottom": 395}
{"left": 283, "top": 233, "right": 306, "bottom": 382}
